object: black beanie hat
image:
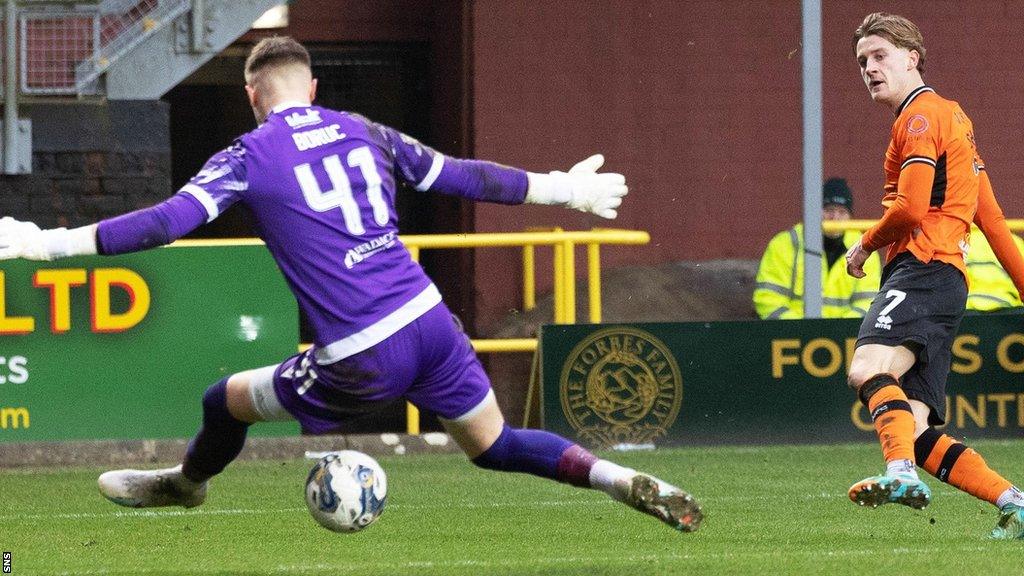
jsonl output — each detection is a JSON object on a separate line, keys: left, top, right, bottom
{"left": 822, "top": 177, "right": 853, "bottom": 212}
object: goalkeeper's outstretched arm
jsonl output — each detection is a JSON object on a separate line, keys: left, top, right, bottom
{"left": 0, "top": 130, "right": 629, "bottom": 262}
{"left": 379, "top": 123, "right": 627, "bottom": 219}
{"left": 0, "top": 190, "right": 209, "bottom": 262}
{"left": 421, "top": 152, "right": 628, "bottom": 219}
{"left": 0, "top": 142, "right": 240, "bottom": 262}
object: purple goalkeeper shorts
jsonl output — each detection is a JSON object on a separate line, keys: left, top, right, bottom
{"left": 272, "top": 301, "right": 491, "bottom": 434}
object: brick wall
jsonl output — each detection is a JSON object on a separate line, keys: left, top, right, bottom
{"left": 470, "top": 0, "right": 1024, "bottom": 331}
{"left": 0, "top": 101, "right": 170, "bottom": 228}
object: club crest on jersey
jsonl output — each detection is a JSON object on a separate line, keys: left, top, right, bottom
{"left": 559, "top": 327, "right": 682, "bottom": 448}
{"left": 906, "top": 114, "right": 929, "bottom": 134}
{"left": 285, "top": 108, "right": 323, "bottom": 128}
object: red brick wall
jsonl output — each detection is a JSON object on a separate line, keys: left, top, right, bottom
{"left": 470, "top": 0, "right": 1024, "bottom": 330}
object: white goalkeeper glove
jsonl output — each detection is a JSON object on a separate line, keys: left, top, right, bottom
{"left": 0, "top": 217, "right": 97, "bottom": 261}
{"left": 525, "top": 154, "right": 628, "bottom": 219}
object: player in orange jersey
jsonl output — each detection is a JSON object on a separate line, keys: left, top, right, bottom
{"left": 844, "top": 12, "right": 1024, "bottom": 539}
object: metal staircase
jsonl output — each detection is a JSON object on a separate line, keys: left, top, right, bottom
{"left": 9, "top": 0, "right": 283, "bottom": 98}
{"left": 1, "top": 0, "right": 283, "bottom": 173}
{"left": 103, "top": 0, "right": 283, "bottom": 99}
{"left": 74, "top": 0, "right": 193, "bottom": 93}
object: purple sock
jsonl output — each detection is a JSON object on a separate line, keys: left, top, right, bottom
{"left": 471, "top": 425, "right": 596, "bottom": 486}
{"left": 181, "top": 379, "right": 249, "bottom": 482}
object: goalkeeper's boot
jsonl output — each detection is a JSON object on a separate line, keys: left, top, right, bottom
{"left": 848, "top": 474, "right": 931, "bottom": 510}
{"left": 990, "top": 503, "right": 1024, "bottom": 540}
{"left": 98, "top": 464, "right": 207, "bottom": 508}
{"left": 625, "top": 473, "right": 703, "bottom": 532}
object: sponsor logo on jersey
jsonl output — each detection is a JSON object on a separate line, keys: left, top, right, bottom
{"left": 559, "top": 328, "right": 682, "bottom": 448}
{"left": 344, "top": 232, "right": 397, "bottom": 269}
{"left": 875, "top": 314, "right": 893, "bottom": 330}
{"left": 292, "top": 124, "right": 346, "bottom": 151}
{"left": 907, "top": 114, "right": 929, "bottom": 134}
{"left": 284, "top": 108, "right": 323, "bottom": 128}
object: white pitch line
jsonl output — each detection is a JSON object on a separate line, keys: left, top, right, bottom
{"left": 0, "top": 507, "right": 308, "bottom": 522}
{"left": 0, "top": 500, "right": 606, "bottom": 522}
{"left": 0, "top": 493, "right": 856, "bottom": 522}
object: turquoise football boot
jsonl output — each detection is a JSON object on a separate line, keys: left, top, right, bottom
{"left": 990, "top": 503, "right": 1024, "bottom": 540}
{"left": 848, "top": 474, "right": 931, "bottom": 510}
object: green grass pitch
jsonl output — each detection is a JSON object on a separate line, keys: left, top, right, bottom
{"left": 2, "top": 440, "right": 1023, "bottom": 575}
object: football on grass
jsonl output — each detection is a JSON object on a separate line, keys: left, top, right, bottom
{"left": 305, "top": 450, "right": 387, "bottom": 532}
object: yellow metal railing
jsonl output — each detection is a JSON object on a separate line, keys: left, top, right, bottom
{"left": 400, "top": 229, "right": 650, "bottom": 325}
{"left": 401, "top": 228, "right": 650, "bottom": 433}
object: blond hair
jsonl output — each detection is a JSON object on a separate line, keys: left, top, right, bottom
{"left": 853, "top": 13, "right": 926, "bottom": 73}
{"left": 244, "top": 36, "right": 311, "bottom": 86}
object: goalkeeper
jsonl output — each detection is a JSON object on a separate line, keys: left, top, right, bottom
{"left": 0, "top": 36, "right": 701, "bottom": 533}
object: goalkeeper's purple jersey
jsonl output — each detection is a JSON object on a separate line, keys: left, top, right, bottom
{"left": 176, "top": 103, "right": 527, "bottom": 363}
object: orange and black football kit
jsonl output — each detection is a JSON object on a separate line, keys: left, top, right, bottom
{"left": 856, "top": 86, "right": 1022, "bottom": 505}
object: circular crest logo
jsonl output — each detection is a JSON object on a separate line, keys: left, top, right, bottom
{"left": 906, "top": 114, "right": 929, "bottom": 134}
{"left": 559, "top": 327, "right": 682, "bottom": 448}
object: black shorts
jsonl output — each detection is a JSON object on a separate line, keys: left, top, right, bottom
{"left": 856, "top": 252, "right": 967, "bottom": 425}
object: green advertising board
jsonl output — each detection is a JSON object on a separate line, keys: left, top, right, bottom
{"left": 541, "top": 315, "right": 1024, "bottom": 448}
{"left": 0, "top": 244, "right": 300, "bottom": 442}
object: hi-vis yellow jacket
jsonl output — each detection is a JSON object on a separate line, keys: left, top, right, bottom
{"left": 966, "top": 230, "right": 1024, "bottom": 311}
{"left": 754, "top": 224, "right": 882, "bottom": 319}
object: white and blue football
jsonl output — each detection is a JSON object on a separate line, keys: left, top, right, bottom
{"left": 305, "top": 450, "right": 387, "bottom": 533}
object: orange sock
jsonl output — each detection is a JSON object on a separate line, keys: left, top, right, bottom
{"left": 914, "top": 428, "right": 1012, "bottom": 505}
{"left": 863, "top": 375, "right": 916, "bottom": 464}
